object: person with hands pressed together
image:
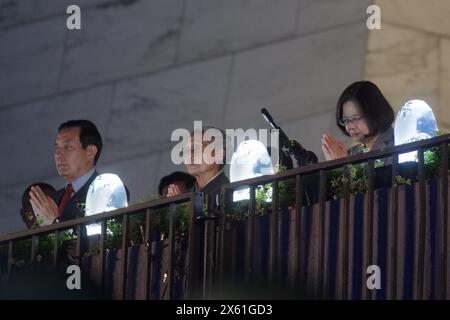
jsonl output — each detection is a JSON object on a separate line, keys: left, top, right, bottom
{"left": 159, "top": 171, "right": 196, "bottom": 198}
{"left": 321, "top": 81, "right": 395, "bottom": 161}
{"left": 29, "top": 120, "right": 102, "bottom": 226}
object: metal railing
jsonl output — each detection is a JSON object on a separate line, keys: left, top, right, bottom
{"left": 214, "top": 134, "right": 449, "bottom": 300}
{"left": 1, "top": 134, "right": 449, "bottom": 299}
{"left": 0, "top": 192, "right": 204, "bottom": 299}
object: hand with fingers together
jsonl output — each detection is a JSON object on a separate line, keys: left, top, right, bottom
{"left": 321, "top": 133, "right": 348, "bottom": 161}
{"left": 29, "top": 185, "right": 59, "bottom": 226}
{"left": 166, "top": 184, "right": 183, "bottom": 197}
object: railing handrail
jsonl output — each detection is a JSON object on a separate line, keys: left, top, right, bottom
{"left": 225, "top": 134, "right": 450, "bottom": 190}
{"left": 0, "top": 192, "right": 198, "bottom": 243}
{"left": 2, "top": 134, "right": 448, "bottom": 243}
{"left": 1, "top": 134, "right": 448, "bottom": 299}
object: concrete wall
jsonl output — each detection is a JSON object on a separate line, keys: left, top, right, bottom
{"left": 365, "top": 0, "right": 450, "bottom": 130}
{"left": 0, "top": 0, "right": 372, "bottom": 234}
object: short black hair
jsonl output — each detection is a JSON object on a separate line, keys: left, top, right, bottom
{"left": 58, "top": 120, "right": 103, "bottom": 165}
{"left": 21, "top": 182, "right": 56, "bottom": 209}
{"left": 336, "top": 81, "right": 394, "bottom": 137}
{"left": 158, "top": 171, "right": 196, "bottom": 196}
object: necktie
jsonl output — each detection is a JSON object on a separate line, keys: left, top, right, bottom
{"left": 58, "top": 184, "right": 74, "bottom": 217}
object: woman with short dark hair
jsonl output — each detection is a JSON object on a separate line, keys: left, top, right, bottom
{"left": 321, "top": 81, "right": 395, "bottom": 161}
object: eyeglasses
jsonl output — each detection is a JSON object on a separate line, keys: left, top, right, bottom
{"left": 339, "top": 115, "right": 365, "bottom": 126}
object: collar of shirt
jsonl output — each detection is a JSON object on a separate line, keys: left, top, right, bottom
{"left": 68, "top": 168, "right": 96, "bottom": 193}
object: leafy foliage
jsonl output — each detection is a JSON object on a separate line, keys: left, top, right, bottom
{"left": 5, "top": 134, "right": 449, "bottom": 267}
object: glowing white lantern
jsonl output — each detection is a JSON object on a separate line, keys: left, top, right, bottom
{"left": 394, "top": 100, "right": 438, "bottom": 163}
{"left": 85, "top": 173, "right": 128, "bottom": 236}
{"left": 230, "top": 140, "right": 274, "bottom": 201}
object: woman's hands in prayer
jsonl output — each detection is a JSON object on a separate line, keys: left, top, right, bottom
{"left": 321, "top": 133, "right": 347, "bottom": 161}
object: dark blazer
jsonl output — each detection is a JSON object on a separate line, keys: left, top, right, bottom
{"left": 198, "top": 171, "right": 229, "bottom": 196}
{"left": 185, "top": 171, "right": 229, "bottom": 298}
{"left": 347, "top": 126, "right": 395, "bottom": 156}
{"left": 54, "top": 171, "right": 99, "bottom": 222}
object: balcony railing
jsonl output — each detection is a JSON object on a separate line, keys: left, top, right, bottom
{"left": 1, "top": 134, "right": 449, "bottom": 299}
{"left": 0, "top": 192, "right": 204, "bottom": 299}
{"left": 214, "top": 134, "right": 449, "bottom": 300}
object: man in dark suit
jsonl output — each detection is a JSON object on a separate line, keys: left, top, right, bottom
{"left": 29, "top": 120, "right": 103, "bottom": 225}
{"left": 165, "top": 125, "right": 229, "bottom": 298}
{"left": 167, "top": 126, "right": 229, "bottom": 198}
